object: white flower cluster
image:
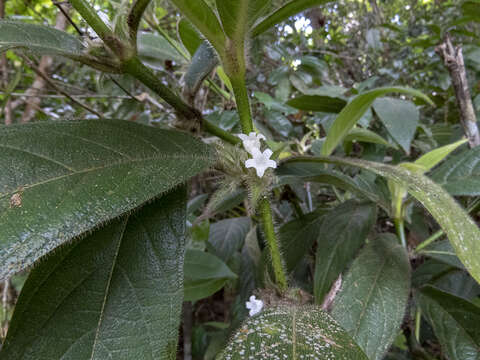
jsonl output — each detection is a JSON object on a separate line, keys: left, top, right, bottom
{"left": 237, "top": 132, "right": 277, "bottom": 177}
{"left": 245, "top": 295, "right": 263, "bottom": 316}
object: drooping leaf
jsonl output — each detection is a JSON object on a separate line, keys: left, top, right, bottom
{"left": 208, "top": 217, "right": 251, "bottom": 263}
{"left": 0, "top": 188, "right": 187, "bottom": 359}
{"left": 178, "top": 18, "right": 202, "bottom": 56}
{"left": 252, "top": 0, "right": 335, "bottom": 36}
{"left": 216, "top": 0, "right": 271, "bottom": 40}
{"left": 331, "top": 234, "right": 411, "bottom": 360}
{"left": 137, "top": 32, "right": 186, "bottom": 70}
{"left": 282, "top": 155, "right": 480, "bottom": 285}
{"left": 343, "top": 127, "right": 394, "bottom": 148}
{"left": 321, "top": 87, "right": 432, "bottom": 156}
{"left": 220, "top": 306, "right": 369, "bottom": 359}
{"left": 184, "top": 250, "right": 237, "bottom": 302}
{"left": 286, "top": 95, "right": 347, "bottom": 113}
{"left": 168, "top": 0, "right": 226, "bottom": 53}
{"left": 314, "top": 201, "right": 377, "bottom": 304}
{"left": 419, "top": 286, "right": 480, "bottom": 360}
{"left": 0, "top": 21, "right": 119, "bottom": 72}
{"left": 431, "top": 146, "right": 480, "bottom": 196}
{"left": 373, "top": 97, "right": 420, "bottom": 154}
{"left": 0, "top": 120, "right": 215, "bottom": 279}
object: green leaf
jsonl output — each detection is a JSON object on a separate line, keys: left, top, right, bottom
{"left": 282, "top": 155, "right": 480, "bottom": 284}
{"left": 184, "top": 249, "right": 237, "bottom": 302}
{"left": 0, "top": 21, "right": 118, "bottom": 72}
{"left": 252, "top": 0, "right": 335, "bottom": 36}
{"left": 286, "top": 95, "right": 347, "bottom": 113}
{"left": 0, "top": 188, "right": 187, "bottom": 359}
{"left": 178, "top": 18, "right": 202, "bottom": 56}
{"left": 431, "top": 146, "right": 480, "bottom": 196}
{"left": 414, "top": 138, "right": 467, "bottom": 171}
{"left": 373, "top": 97, "right": 420, "bottom": 154}
{"left": 219, "top": 306, "right": 369, "bottom": 359}
{"left": 216, "top": 0, "right": 271, "bottom": 40}
{"left": 321, "top": 87, "right": 433, "bottom": 156}
{"left": 137, "top": 32, "right": 186, "bottom": 70}
{"left": 314, "top": 201, "right": 377, "bottom": 304}
{"left": 208, "top": 217, "right": 251, "bottom": 263}
{"left": 0, "top": 120, "right": 215, "bottom": 279}
{"left": 168, "top": 0, "right": 226, "bottom": 53}
{"left": 183, "top": 42, "right": 219, "bottom": 103}
{"left": 343, "top": 127, "right": 394, "bottom": 148}
{"left": 419, "top": 286, "right": 480, "bottom": 360}
{"left": 279, "top": 209, "right": 326, "bottom": 272}
{"left": 331, "top": 234, "right": 411, "bottom": 360}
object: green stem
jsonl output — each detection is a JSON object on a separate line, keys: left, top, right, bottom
{"left": 259, "top": 198, "right": 288, "bottom": 291}
{"left": 395, "top": 218, "right": 407, "bottom": 249}
{"left": 127, "top": 0, "right": 152, "bottom": 46}
{"left": 230, "top": 75, "right": 254, "bottom": 134}
{"left": 415, "top": 308, "right": 421, "bottom": 342}
{"left": 204, "top": 119, "right": 240, "bottom": 145}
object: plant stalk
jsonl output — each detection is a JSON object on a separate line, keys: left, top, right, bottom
{"left": 127, "top": 0, "right": 152, "bottom": 46}
{"left": 395, "top": 218, "right": 407, "bottom": 249}
{"left": 259, "top": 198, "right": 288, "bottom": 291}
{"left": 230, "top": 75, "right": 254, "bottom": 134}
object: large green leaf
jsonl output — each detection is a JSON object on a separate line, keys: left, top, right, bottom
{"left": 252, "top": 0, "right": 334, "bottom": 36}
{"left": 419, "top": 286, "right": 480, "bottom": 360}
{"left": 373, "top": 98, "right": 420, "bottom": 154}
{"left": 282, "top": 155, "right": 480, "bottom": 284}
{"left": 321, "top": 87, "right": 432, "bottom": 156}
{"left": 431, "top": 146, "right": 480, "bottom": 196}
{"left": 184, "top": 250, "right": 237, "bottom": 302}
{"left": 286, "top": 95, "right": 347, "bottom": 113}
{"left": 0, "top": 188, "right": 187, "bottom": 359}
{"left": 220, "top": 306, "right": 369, "bottom": 359}
{"left": 177, "top": 18, "right": 202, "bottom": 56}
{"left": 207, "top": 217, "right": 251, "bottom": 263}
{"left": 314, "top": 201, "right": 377, "bottom": 304}
{"left": 331, "top": 234, "right": 411, "bottom": 360}
{"left": 0, "top": 120, "right": 214, "bottom": 279}
{"left": 168, "top": 0, "right": 226, "bottom": 53}
{"left": 0, "top": 21, "right": 118, "bottom": 72}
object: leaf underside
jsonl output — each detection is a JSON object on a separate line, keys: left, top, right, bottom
{"left": 0, "top": 120, "right": 215, "bottom": 279}
{"left": 0, "top": 188, "right": 187, "bottom": 360}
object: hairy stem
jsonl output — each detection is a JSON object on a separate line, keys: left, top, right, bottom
{"left": 127, "top": 0, "right": 152, "bottom": 46}
{"left": 230, "top": 75, "right": 254, "bottom": 134}
{"left": 259, "top": 198, "right": 288, "bottom": 291}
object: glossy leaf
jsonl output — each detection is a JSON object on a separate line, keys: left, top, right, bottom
{"left": 184, "top": 250, "right": 237, "bottom": 302}
{"left": 287, "top": 95, "right": 347, "bottom": 113}
{"left": 419, "top": 286, "right": 480, "bottom": 360}
{"left": 169, "top": 0, "right": 226, "bottom": 53}
{"left": 252, "top": 0, "right": 335, "bottom": 36}
{"left": 431, "top": 146, "right": 480, "bottom": 196}
{"left": 314, "top": 201, "right": 377, "bottom": 303}
{"left": 282, "top": 156, "right": 480, "bottom": 285}
{"left": 220, "top": 306, "right": 369, "bottom": 359}
{"left": 0, "top": 188, "right": 187, "bottom": 359}
{"left": 373, "top": 97, "right": 420, "bottom": 154}
{"left": 331, "top": 234, "right": 411, "bottom": 360}
{"left": 321, "top": 87, "right": 432, "bottom": 156}
{"left": 0, "top": 21, "right": 118, "bottom": 72}
{"left": 0, "top": 120, "right": 215, "bottom": 279}
{"left": 208, "top": 217, "right": 251, "bottom": 263}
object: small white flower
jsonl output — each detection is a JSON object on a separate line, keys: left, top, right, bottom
{"left": 246, "top": 295, "right": 263, "bottom": 316}
{"left": 237, "top": 132, "right": 266, "bottom": 155}
{"left": 245, "top": 149, "right": 277, "bottom": 177}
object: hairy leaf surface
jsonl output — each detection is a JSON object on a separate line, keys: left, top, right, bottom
{"left": 331, "top": 234, "right": 411, "bottom": 360}
{"left": 220, "top": 306, "right": 369, "bottom": 359}
{"left": 207, "top": 217, "right": 251, "bottom": 263}
{"left": 0, "top": 188, "right": 187, "bottom": 359}
{"left": 0, "top": 120, "right": 214, "bottom": 279}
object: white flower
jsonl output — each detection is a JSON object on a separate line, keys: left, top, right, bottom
{"left": 237, "top": 132, "right": 266, "bottom": 155}
{"left": 246, "top": 295, "right": 263, "bottom": 316}
{"left": 245, "top": 149, "right": 277, "bottom": 177}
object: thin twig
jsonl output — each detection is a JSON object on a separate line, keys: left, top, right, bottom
{"left": 53, "top": 1, "right": 83, "bottom": 35}
{"left": 21, "top": 55, "right": 104, "bottom": 119}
